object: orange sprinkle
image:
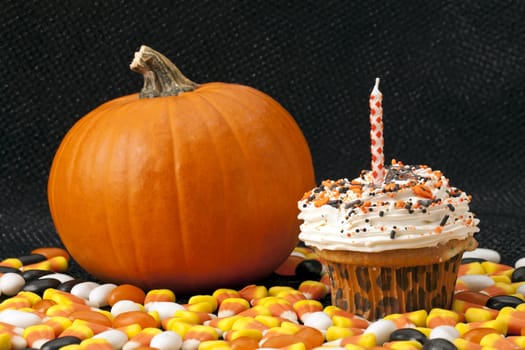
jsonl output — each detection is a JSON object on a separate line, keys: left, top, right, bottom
{"left": 383, "top": 183, "right": 397, "bottom": 192}
{"left": 313, "top": 195, "right": 329, "bottom": 208}
{"left": 360, "top": 201, "right": 371, "bottom": 213}
{"left": 412, "top": 184, "right": 434, "bottom": 199}
{"left": 395, "top": 200, "right": 405, "bottom": 209}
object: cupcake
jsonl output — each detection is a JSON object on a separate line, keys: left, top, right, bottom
{"left": 298, "top": 160, "right": 479, "bottom": 320}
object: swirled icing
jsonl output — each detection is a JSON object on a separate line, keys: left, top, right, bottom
{"left": 298, "top": 161, "right": 479, "bottom": 252}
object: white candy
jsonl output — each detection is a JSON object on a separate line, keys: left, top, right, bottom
{"left": 302, "top": 311, "right": 333, "bottom": 330}
{"left": 429, "top": 325, "right": 459, "bottom": 341}
{"left": 71, "top": 281, "right": 100, "bottom": 300}
{"left": 93, "top": 329, "right": 129, "bottom": 349}
{"left": 515, "top": 257, "right": 525, "bottom": 269}
{"left": 0, "top": 309, "right": 42, "bottom": 328}
{"left": 0, "top": 273, "right": 25, "bottom": 296}
{"left": 150, "top": 331, "right": 183, "bottom": 350}
{"left": 111, "top": 300, "right": 142, "bottom": 316}
{"left": 39, "top": 273, "right": 74, "bottom": 283}
{"left": 462, "top": 248, "right": 501, "bottom": 263}
{"left": 144, "top": 301, "right": 185, "bottom": 321}
{"left": 364, "top": 319, "right": 397, "bottom": 345}
{"left": 88, "top": 283, "right": 117, "bottom": 307}
{"left": 457, "top": 274, "right": 494, "bottom": 292}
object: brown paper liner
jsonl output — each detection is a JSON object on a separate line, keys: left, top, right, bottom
{"left": 315, "top": 237, "right": 477, "bottom": 321}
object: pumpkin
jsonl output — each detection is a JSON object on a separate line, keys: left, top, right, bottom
{"left": 48, "top": 45, "right": 315, "bottom": 293}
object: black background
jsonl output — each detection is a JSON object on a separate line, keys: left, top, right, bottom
{"left": 1, "top": 1, "right": 524, "bottom": 275}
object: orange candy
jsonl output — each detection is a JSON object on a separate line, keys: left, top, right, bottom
{"left": 462, "top": 327, "right": 502, "bottom": 343}
{"left": 32, "top": 299, "right": 58, "bottom": 314}
{"left": 274, "top": 255, "right": 303, "bottom": 276}
{"left": 144, "top": 289, "right": 176, "bottom": 304}
{"left": 454, "top": 291, "right": 490, "bottom": 306}
{"left": 69, "top": 310, "right": 113, "bottom": 327}
{"left": 112, "top": 311, "right": 158, "bottom": 329}
{"left": 107, "top": 284, "right": 146, "bottom": 306}
{"left": 259, "top": 334, "right": 303, "bottom": 348}
{"left": 229, "top": 336, "right": 259, "bottom": 350}
{"left": 294, "top": 326, "right": 324, "bottom": 349}
{"left": 31, "top": 247, "right": 70, "bottom": 261}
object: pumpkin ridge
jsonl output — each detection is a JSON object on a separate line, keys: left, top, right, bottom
{"left": 218, "top": 85, "right": 315, "bottom": 267}
{"left": 50, "top": 99, "right": 130, "bottom": 271}
{"left": 101, "top": 107, "right": 129, "bottom": 276}
{"left": 188, "top": 91, "right": 254, "bottom": 266}
{"left": 164, "top": 95, "right": 191, "bottom": 280}
{"left": 192, "top": 85, "right": 307, "bottom": 273}
{"left": 83, "top": 99, "right": 142, "bottom": 276}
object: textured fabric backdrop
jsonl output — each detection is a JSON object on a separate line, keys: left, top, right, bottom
{"left": 1, "top": 1, "right": 524, "bottom": 276}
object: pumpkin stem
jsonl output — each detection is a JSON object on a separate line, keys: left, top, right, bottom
{"left": 130, "top": 45, "right": 199, "bottom": 98}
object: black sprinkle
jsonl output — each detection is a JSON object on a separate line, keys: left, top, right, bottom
{"left": 390, "top": 230, "right": 396, "bottom": 239}
{"left": 447, "top": 204, "right": 456, "bottom": 212}
{"left": 449, "top": 190, "right": 462, "bottom": 197}
{"left": 338, "top": 187, "right": 349, "bottom": 194}
{"left": 379, "top": 211, "right": 385, "bottom": 217}
{"left": 345, "top": 200, "right": 361, "bottom": 209}
{"left": 327, "top": 199, "right": 342, "bottom": 208}
{"left": 418, "top": 199, "right": 433, "bottom": 207}
{"left": 440, "top": 215, "right": 450, "bottom": 226}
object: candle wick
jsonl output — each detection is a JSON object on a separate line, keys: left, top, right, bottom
{"left": 372, "top": 77, "right": 381, "bottom": 95}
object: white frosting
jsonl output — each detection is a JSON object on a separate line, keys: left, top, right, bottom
{"left": 298, "top": 162, "right": 479, "bottom": 252}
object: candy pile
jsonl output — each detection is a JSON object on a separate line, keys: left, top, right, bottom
{"left": 1, "top": 247, "right": 525, "bottom": 350}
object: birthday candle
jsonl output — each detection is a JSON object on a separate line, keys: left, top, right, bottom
{"left": 369, "top": 78, "right": 385, "bottom": 185}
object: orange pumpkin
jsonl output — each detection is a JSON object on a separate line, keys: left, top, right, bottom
{"left": 48, "top": 46, "right": 315, "bottom": 293}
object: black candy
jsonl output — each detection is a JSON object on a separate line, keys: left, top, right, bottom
{"left": 22, "top": 269, "right": 54, "bottom": 281}
{"left": 511, "top": 266, "right": 525, "bottom": 282}
{"left": 18, "top": 254, "right": 46, "bottom": 265}
{"left": 390, "top": 328, "right": 428, "bottom": 345}
{"left": 422, "top": 338, "right": 458, "bottom": 350}
{"left": 57, "top": 278, "right": 85, "bottom": 292}
{"left": 295, "top": 259, "right": 323, "bottom": 280}
{"left": 0, "top": 266, "right": 22, "bottom": 274}
{"left": 461, "top": 257, "right": 486, "bottom": 264}
{"left": 40, "top": 336, "right": 82, "bottom": 350}
{"left": 22, "top": 278, "right": 61, "bottom": 294}
{"left": 486, "top": 295, "right": 524, "bottom": 310}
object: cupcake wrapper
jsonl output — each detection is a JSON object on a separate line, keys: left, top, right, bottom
{"left": 326, "top": 253, "right": 462, "bottom": 320}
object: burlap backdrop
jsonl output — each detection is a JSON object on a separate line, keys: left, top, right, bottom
{"left": 1, "top": 1, "right": 524, "bottom": 277}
